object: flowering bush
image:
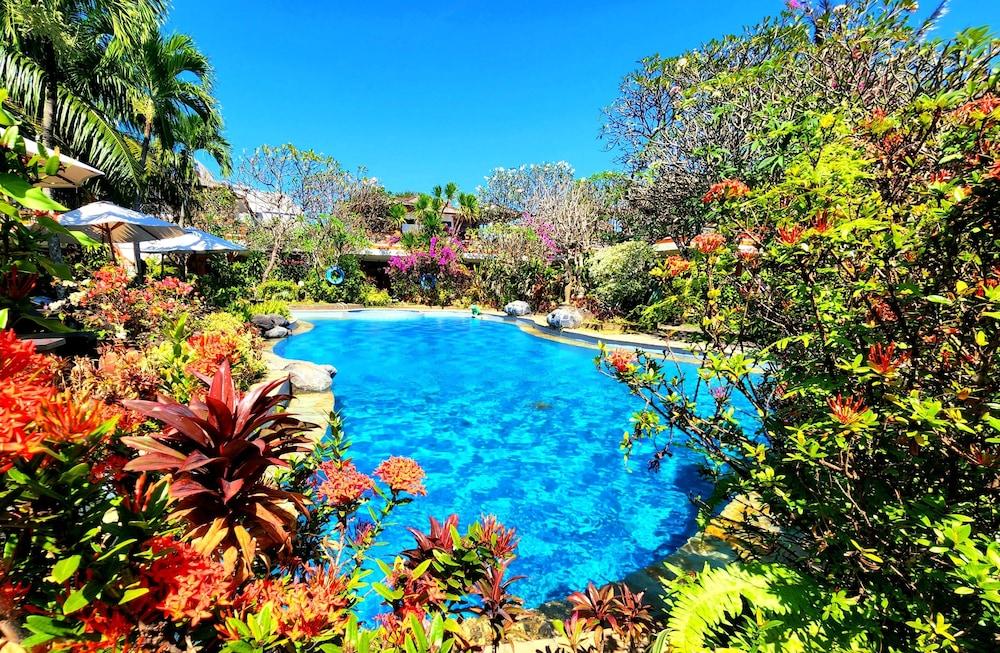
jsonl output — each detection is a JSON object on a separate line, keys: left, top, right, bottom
{"left": 599, "top": 10, "right": 1000, "bottom": 650}
{"left": 389, "top": 236, "right": 470, "bottom": 305}
{"left": 69, "top": 265, "right": 201, "bottom": 342}
{"left": 0, "top": 339, "right": 524, "bottom": 652}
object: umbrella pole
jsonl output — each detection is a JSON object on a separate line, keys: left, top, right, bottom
{"left": 105, "top": 225, "right": 117, "bottom": 262}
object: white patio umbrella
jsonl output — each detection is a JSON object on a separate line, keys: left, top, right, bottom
{"left": 138, "top": 228, "right": 246, "bottom": 254}
{"left": 23, "top": 138, "right": 104, "bottom": 189}
{"left": 58, "top": 201, "right": 185, "bottom": 261}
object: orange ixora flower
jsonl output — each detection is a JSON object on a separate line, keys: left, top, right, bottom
{"left": 374, "top": 456, "right": 427, "bottom": 496}
{"left": 607, "top": 349, "right": 637, "bottom": 374}
{"left": 313, "top": 460, "right": 375, "bottom": 506}
{"left": 690, "top": 232, "right": 726, "bottom": 255}
{"left": 227, "top": 567, "right": 350, "bottom": 640}
{"left": 661, "top": 255, "right": 692, "bottom": 277}
{"left": 868, "top": 343, "right": 908, "bottom": 376}
{"left": 827, "top": 394, "right": 869, "bottom": 426}
{"left": 35, "top": 391, "right": 112, "bottom": 444}
{"left": 777, "top": 224, "right": 805, "bottom": 245}
{"left": 0, "top": 329, "right": 54, "bottom": 383}
{"left": 702, "top": 179, "right": 750, "bottom": 203}
{"left": 141, "top": 536, "right": 233, "bottom": 625}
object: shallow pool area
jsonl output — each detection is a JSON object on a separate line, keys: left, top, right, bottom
{"left": 276, "top": 310, "right": 744, "bottom": 607}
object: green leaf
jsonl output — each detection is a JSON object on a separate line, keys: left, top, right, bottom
{"left": 119, "top": 586, "right": 150, "bottom": 604}
{"left": 51, "top": 555, "right": 81, "bottom": 583}
{"left": 0, "top": 173, "right": 67, "bottom": 211}
{"left": 63, "top": 585, "right": 94, "bottom": 614}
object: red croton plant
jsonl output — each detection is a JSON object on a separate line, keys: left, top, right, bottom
{"left": 0, "top": 326, "right": 529, "bottom": 652}
{"left": 122, "top": 361, "right": 314, "bottom": 578}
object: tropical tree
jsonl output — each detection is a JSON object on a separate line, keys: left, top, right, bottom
{"left": 126, "top": 30, "right": 217, "bottom": 201}
{"left": 0, "top": 0, "right": 165, "bottom": 191}
{"left": 170, "top": 112, "right": 230, "bottom": 227}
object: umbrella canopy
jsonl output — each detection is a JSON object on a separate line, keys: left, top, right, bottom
{"left": 138, "top": 228, "right": 246, "bottom": 254}
{"left": 23, "top": 138, "right": 104, "bottom": 189}
{"left": 58, "top": 201, "right": 185, "bottom": 244}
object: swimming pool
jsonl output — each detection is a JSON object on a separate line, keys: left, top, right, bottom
{"left": 276, "top": 310, "right": 742, "bottom": 607}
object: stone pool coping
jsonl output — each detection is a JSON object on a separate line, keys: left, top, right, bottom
{"left": 266, "top": 307, "right": 746, "bottom": 650}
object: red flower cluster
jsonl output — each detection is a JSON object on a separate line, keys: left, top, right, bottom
{"left": 777, "top": 224, "right": 805, "bottom": 245}
{"left": 702, "top": 179, "right": 750, "bottom": 203}
{"left": 951, "top": 95, "right": 1000, "bottom": 124}
{"left": 374, "top": 457, "right": 427, "bottom": 496}
{"left": 661, "top": 255, "right": 692, "bottom": 277}
{"left": 0, "top": 265, "right": 38, "bottom": 301}
{"left": 828, "top": 394, "right": 868, "bottom": 426}
{"left": 140, "top": 536, "right": 233, "bottom": 625}
{"left": 314, "top": 460, "right": 375, "bottom": 506}
{"left": 607, "top": 349, "right": 637, "bottom": 374}
{"left": 0, "top": 573, "right": 27, "bottom": 622}
{"left": 690, "top": 233, "right": 726, "bottom": 255}
{"left": 1, "top": 331, "right": 110, "bottom": 471}
{"left": 868, "top": 343, "right": 907, "bottom": 376}
{"left": 76, "top": 602, "right": 137, "bottom": 652}
{"left": 230, "top": 567, "right": 350, "bottom": 640}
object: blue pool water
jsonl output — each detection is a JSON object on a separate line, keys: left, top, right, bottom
{"left": 276, "top": 311, "right": 746, "bottom": 607}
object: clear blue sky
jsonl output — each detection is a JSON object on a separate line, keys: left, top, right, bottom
{"left": 168, "top": 1, "right": 1000, "bottom": 194}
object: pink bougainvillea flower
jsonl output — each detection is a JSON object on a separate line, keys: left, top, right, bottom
{"left": 374, "top": 456, "right": 427, "bottom": 496}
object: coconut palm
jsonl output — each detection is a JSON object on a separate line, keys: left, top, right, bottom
{"left": 128, "top": 31, "right": 216, "bottom": 178}
{"left": 170, "top": 112, "right": 230, "bottom": 227}
{"left": 0, "top": 0, "right": 165, "bottom": 190}
{"left": 456, "top": 191, "right": 479, "bottom": 235}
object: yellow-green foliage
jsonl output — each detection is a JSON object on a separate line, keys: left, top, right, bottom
{"left": 248, "top": 299, "right": 291, "bottom": 318}
{"left": 360, "top": 285, "right": 392, "bottom": 307}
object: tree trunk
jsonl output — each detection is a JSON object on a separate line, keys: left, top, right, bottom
{"left": 40, "top": 46, "right": 57, "bottom": 147}
{"left": 135, "top": 121, "right": 153, "bottom": 208}
{"left": 138, "top": 121, "right": 153, "bottom": 172}
{"left": 261, "top": 229, "right": 284, "bottom": 284}
{"left": 40, "top": 46, "right": 67, "bottom": 298}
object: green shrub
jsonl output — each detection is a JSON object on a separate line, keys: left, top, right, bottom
{"left": 256, "top": 279, "right": 303, "bottom": 301}
{"left": 194, "top": 253, "right": 265, "bottom": 308}
{"left": 247, "top": 299, "right": 291, "bottom": 318}
{"left": 360, "top": 284, "right": 391, "bottom": 307}
{"left": 587, "top": 241, "right": 658, "bottom": 316}
{"left": 303, "top": 255, "right": 365, "bottom": 303}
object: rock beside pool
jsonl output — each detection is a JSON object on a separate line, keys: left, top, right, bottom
{"left": 282, "top": 360, "right": 335, "bottom": 392}
{"left": 504, "top": 300, "right": 531, "bottom": 316}
{"left": 546, "top": 306, "right": 584, "bottom": 330}
{"left": 251, "top": 313, "right": 287, "bottom": 330}
{"left": 264, "top": 325, "right": 290, "bottom": 339}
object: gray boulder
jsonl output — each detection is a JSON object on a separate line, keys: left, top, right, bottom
{"left": 251, "top": 313, "right": 289, "bottom": 331}
{"left": 504, "top": 300, "right": 531, "bottom": 317}
{"left": 546, "top": 307, "right": 584, "bottom": 330}
{"left": 263, "top": 326, "right": 290, "bottom": 339}
{"left": 283, "top": 360, "right": 335, "bottom": 392}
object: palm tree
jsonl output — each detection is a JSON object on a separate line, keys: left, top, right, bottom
{"left": 456, "top": 192, "right": 479, "bottom": 236}
{"left": 170, "top": 112, "right": 230, "bottom": 227}
{"left": 128, "top": 31, "right": 216, "bottom": 179}
{"left": 0, "top": 0, "right": 165, "bottom": 190}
